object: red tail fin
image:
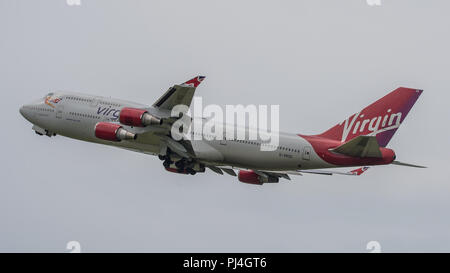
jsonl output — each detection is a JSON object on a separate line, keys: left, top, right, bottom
{"left": 318, "top": 87, "right": 423, "bottom": 147}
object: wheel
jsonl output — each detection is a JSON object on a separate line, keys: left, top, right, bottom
{"left": 163, "top": 160, "right": 171, "bottom": 168}
{"left": 186, "top": 168, "right": 196, "bottom": 175}
{"left": 175, "top": 160, "right": 185, "bottom": 169}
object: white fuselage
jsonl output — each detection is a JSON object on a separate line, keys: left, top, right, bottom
{"left": 20, "top": 92, "right": 333, "bottom": 171}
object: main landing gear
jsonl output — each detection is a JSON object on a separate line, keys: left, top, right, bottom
{"left": 159, "top": 154, "right": 204, "bottom": 175}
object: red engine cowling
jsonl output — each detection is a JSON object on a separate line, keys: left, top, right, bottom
{"left": 165, "top": 167, "right": 188, "bottom": 174}
{"left": 95, "top": 122, "right": 136, "bottom": 142}
{"left": 238, "top": 170, "right": 263, "bottom": 185}
{"left": 119, "top": 107, "right": 162, "bottom": 127}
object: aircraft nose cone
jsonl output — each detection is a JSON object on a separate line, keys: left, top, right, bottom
{"left": 19, "top": 105, "right": 25, "bottom": 117}
{"left": 19, "top": 105, "right": 31, "bottom": 121}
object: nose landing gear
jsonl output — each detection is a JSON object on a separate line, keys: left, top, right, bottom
{"left": 32, "top": 125, "right": 55, "bottom": 137}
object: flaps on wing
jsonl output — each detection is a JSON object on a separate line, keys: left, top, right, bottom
{"left": 206, "top": 166, "right": 237, "bottom": 176}
{"left": 253, "top": 170, "right": 291, "bottom": 181}
{"left": 207, "top": 165, "right": 224, "bottom": 175}
{"left": 331, "top": 136, "right": 382, "bottom": 158}
{"left": 153, "top": 76, "right": 205, "bottom": 110}
{"left": 205, "top": 166, "right": 291, "bottom": 182}
{"left": 221, "top": 168, "right": 237, "bottom": 176}
{"left": 299, "top": 170, "right": 332, "bottom": 176}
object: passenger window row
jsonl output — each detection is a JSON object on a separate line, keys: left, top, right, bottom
{"left": 98, "top": 101, "right": 121, "bottom": 107}
{"left": 64, "top": 96, "right": 122, "bottom": 108}
{"left": 27, "top": 106, "right": 54, "bottom": 112}
{"left": 69, "top": 112, "right": 101, "bottom": 120}
{"left": 190, "top": 131, "right": 301, "bottom": 153}
{"left": 65, "top": 96, "right": 93, "bottom": 103}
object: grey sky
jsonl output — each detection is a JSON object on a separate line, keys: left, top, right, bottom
{"left": 1, "top": 0, "right": 449, "bottom": 252}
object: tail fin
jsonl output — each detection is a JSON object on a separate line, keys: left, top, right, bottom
{"left": 318, "top": 87, "right": 423, "bottom": 147}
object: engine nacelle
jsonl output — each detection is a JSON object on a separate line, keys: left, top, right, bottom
{"left": 165, "top": 167, "right": 189, "bottom": 174}
{"left": 238, "top": 170, "right": 263, "bottom": 185}
{"left": 95, "top": 122, "right": 136, "bottom": 142}
{"left": 238, "top": 170, "right": 279, "bottom": 185}
{"left": 119, "top": 107, "right": 162, "bottom": 127}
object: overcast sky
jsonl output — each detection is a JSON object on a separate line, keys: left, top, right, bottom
{"left": 1, "top": 0, "right": 449, "bottom": 252}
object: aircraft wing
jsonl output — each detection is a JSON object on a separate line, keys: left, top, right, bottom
{"left": 269, "top": 166, "right": 369, "bottom": 177}
{"left": 153, "top": 76, "right": 205, "bottom": 110}
{"left": 204, "top": 165, "right": 369, "bottom": 185}
{"left": 253, "top": 170, "right": 292, "bottom": 181}
{"left": 117, "top": 76, "right": 206, "bottom": 159}
{"left": 203, "top": 165, "right": 293, "bottom": 181}
{"left": 299, "top": 166, "right": 370, "bottom": 176}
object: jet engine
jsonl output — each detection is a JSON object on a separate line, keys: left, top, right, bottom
{"left": 238, "top": 170, "right": 263, "bottom": 185}
{"left": 164, "top": 167, "right": 189, "bottom": 174}
{"left": 119, "top": 107, "right": 162, "bottom": 127}
{"left": 95, "top": 122, "right": 136, "bottom": 142}
{"left": 238, "top": 170, "right": 279, "bottom": 185}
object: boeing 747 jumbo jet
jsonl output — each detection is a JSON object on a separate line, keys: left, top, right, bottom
{"left": 19, "top": 76, "right": 425, "bottom": 185}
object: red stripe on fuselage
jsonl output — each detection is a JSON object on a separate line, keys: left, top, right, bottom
{"left": 299, "top": 135, "right": 395, "bottom": 167}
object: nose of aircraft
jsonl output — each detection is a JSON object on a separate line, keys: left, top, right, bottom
{"left": 19, "top": 104, "right": 31, "bottom": 121}
{"left": 19, "top": 105, "right": 25, "bottom": 117}
{"left": 20, "top": 97, "right": 47, "bottom": 122}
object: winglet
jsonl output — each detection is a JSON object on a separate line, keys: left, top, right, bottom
{"left": 182, "top": 76, "right": 206, "bottom": 88}
{"left": 348, "top": 166, "right": 370, "bottom": 176}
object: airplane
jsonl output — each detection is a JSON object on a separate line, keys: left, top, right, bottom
{"left": 19, "top": 76, "right": 425, "bottom": 185}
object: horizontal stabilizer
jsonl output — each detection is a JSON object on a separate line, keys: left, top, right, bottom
{"left": 331, "top": 136, "right": 382, "bottom": 158}
{"left": 392, "top": 161, "right": 427, "bottom": 168}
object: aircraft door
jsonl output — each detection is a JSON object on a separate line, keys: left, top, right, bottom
{"left": 90, "top": 98, "right": 98, "bottom": 107}
{"left": 55, "top": 105, "right": 64, "bottom": 119}
{"left": 220, "top": 132, "right": 227, "bottom": 145}
{"left": 302, "top": 146, "right": 311, "bottom": 160}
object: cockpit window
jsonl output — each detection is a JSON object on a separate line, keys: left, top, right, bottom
{"left": 47, "top": 92, "right": 54, "bottom": 96}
